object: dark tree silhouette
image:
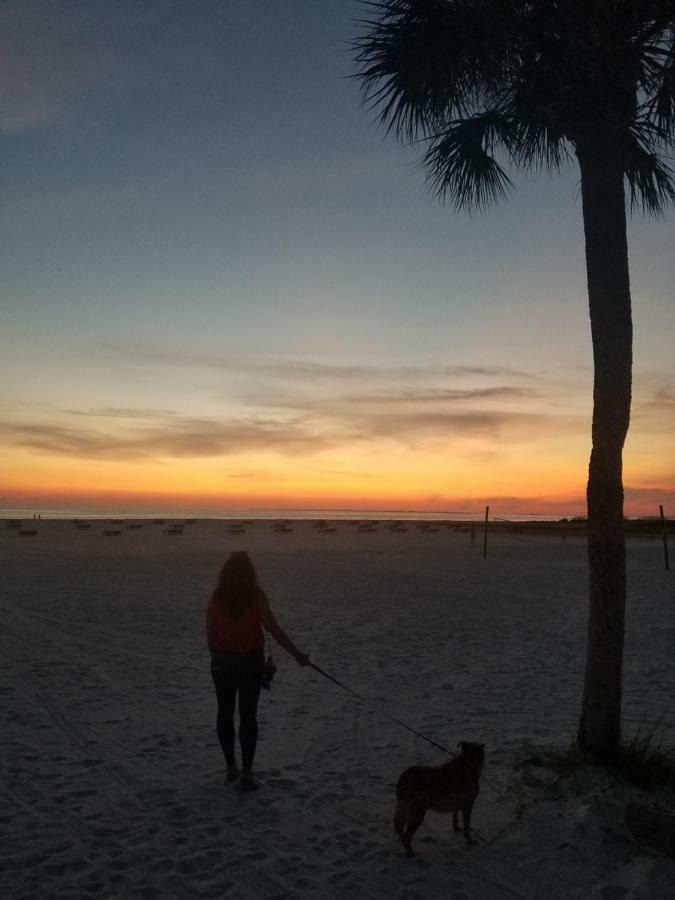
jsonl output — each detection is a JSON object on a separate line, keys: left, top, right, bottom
{"left": 355, "top": 0, "right": 675, "bottom": 760}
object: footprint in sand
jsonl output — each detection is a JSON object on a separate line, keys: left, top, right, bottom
{"left": 597, "top": 887, "right": 629, "bottom": 900}
{"left": 72, "top": 788, "right": 96, "bottom": 798}
{"left": 266, "top": 777, "right": 299, "bottom": 789}
{"left": 169, "top": 805, "right": 189, "bottom": 821}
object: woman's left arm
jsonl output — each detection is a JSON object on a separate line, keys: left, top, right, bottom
{"left": 259, "top": 592, "right": 309, "bottom": 665}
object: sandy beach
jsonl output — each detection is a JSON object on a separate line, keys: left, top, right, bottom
{"left": 1, "top": 519, "right": 673, "bottom": 898}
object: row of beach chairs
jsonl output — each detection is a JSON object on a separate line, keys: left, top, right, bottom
{"left": 6, "top": 517, "right": 448, "bottom": 538}
{"left": 5, "top": 520, "right": 38, "bottom": 536}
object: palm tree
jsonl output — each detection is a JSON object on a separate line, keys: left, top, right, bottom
{"left": 355, "top": 0, "right": 675, "bottom": 760}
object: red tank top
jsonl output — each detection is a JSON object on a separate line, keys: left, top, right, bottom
{"left": 207, "top": 592, "right": 264, "bottom": 653}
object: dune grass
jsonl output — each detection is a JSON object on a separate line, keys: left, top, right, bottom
{"left": 543, "top": 717, "right": 675, "bottom": 790}
{"left": 617, "top": 718, "right": 675, "bottom": 789}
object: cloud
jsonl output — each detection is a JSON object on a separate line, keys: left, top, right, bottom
{"left": 247, "top": 361, "right": 537, "bottom": 385}
{"left": 342, "top": 386, "right": 535, "bottom": 405}
{"left": 631, "top": 380, "right": 675, "bottom": 434}
{"left": 0, "top": 416, "right": 346, "bottom": 460}
{"left": 236, "top": 382, "right": 538, "bottom": 417}
{"left": 312, "top": 468, "right": 376, "bottom": 479}
{"left": 4, "top": 343, "right": 588, "bottom": 465}
{"left": 349, "top": 409, "right": 560, "bottom": 446}
{"left": 97, "top": 343, "right": 544, "bottom": 419}
{"left": 227, "top": 377, "right": 560, "bottom": 448}
{"left": 68, "top": 345, "right": 565, "bottom": 454}
{"left": 0, "top": 2, "right": 228, "bottom": 134}
{"left": 95, "top": 341, "right": 540, "bottom": 384}
{"left": 0, "top": 398, "right": 571, "bottom": 463}
{"left": 2, "top": 345, "right": 582, "bottom": 466}
{"left": 66, "top": 407, "right": 179, "bottom": 419}
{"left": 0, "top": 3, "right": 118, "bottom": 132}
{"left": 623, "top": 486, "right": 675, "bottom": 504}
{"left": 648, "top": 385, "right": 675, "bottom": 409}
{"left": 631, "top": 371, "right": 675, "bottom": 407}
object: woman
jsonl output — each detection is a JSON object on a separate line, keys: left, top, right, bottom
{"left": 206, "top": 551, "right": 309, "bottom": 790}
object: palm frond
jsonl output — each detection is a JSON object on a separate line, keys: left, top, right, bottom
{"left": 423, "top": 111, "right": 515, "bottom": 211}
{"left": 648, "top": 41, "right": 675, "bottom": 134}
{"left": 631, "top": 112, "right": 674, "bottom": 153}
{"left": 638, "top": 42, "right": 671, "bottom": 95}
{"left": 624, "top": 130, "right": 675, "bottom": 215}
{"left": 355, "top": 0, "right": 675, "bottom": 219}
{"left": 354, "top": 0, "right": 513, "bottom": 142}
{"left": 504, "top": 23, "right": 575, "bottom": 174}
{"left": 631, "top": 3, "right": 675, "bottom": 47}
{"left": 634, "top": 7, "right": 675, "bottom": 134}
{"left": 508, "top": 79, "right": 573, "bottom": 172}
{"left": 512, "top": 120, "right": 572, "bottom": 172}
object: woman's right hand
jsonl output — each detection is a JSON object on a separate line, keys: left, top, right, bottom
{"left": 294, "top": 651, "right": 310, "bottom": 667}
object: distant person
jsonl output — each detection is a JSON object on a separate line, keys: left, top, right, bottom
{"left": 206, "top": 551, "right": 309, "bottom": 791}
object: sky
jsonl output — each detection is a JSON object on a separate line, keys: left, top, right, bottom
{"left": 1, "top": 0, "right": 674, "bottom": 516}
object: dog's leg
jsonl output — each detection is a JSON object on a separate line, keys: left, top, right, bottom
{"left": 452, "top": 810, "right": 461, "bottom": 833}
{"left": 402, "top": 803, "right": 426, "bottom": 858}
{"left": 462, "top": 802, "right": 477, "bottom": 845}
{"left": 394, "top": 800, "right": 412, "bottom": 856}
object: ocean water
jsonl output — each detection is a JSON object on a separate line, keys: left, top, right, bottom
{"left": 1, "top": 506, "right": 561, "bottom": 522}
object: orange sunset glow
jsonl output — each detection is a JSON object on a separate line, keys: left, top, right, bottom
{"left": 3, "top": 379, "right": 673, "bottom": 516}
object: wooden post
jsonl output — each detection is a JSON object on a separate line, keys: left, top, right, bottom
{"left": 660, "top": 505, "right": 670, "bottom": 572}
{"left": 483, "top": 505, "right": 489, "bottom": 559}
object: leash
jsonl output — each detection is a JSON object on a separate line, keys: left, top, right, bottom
{"left": 309, "top": 662, "right": 452, "bottom": 755}
{"left": 308, "top": 662, "right": 504, "bottom": 799}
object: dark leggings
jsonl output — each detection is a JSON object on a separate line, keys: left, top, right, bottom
{"left": 210, "top": 649, "right": 263, "bottom": 770}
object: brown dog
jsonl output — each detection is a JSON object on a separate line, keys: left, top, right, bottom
{"left": 394, "top": 741, "right": 485, "bottom": 857}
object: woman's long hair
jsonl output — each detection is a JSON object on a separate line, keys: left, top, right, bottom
{"left": 214, "top": 551, "right": 259, "bottom": 619}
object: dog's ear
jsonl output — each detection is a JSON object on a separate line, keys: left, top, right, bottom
{"left": 457, "top": 741, "right": 466, "bottom": 750}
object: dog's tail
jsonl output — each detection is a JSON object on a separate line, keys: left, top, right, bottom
{"left": 393, "top": 799, "right": 406, "bottom": 836}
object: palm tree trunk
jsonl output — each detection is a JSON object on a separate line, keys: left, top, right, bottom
{"left": 575, "top": 139, "right": 633, "bottom": 761}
